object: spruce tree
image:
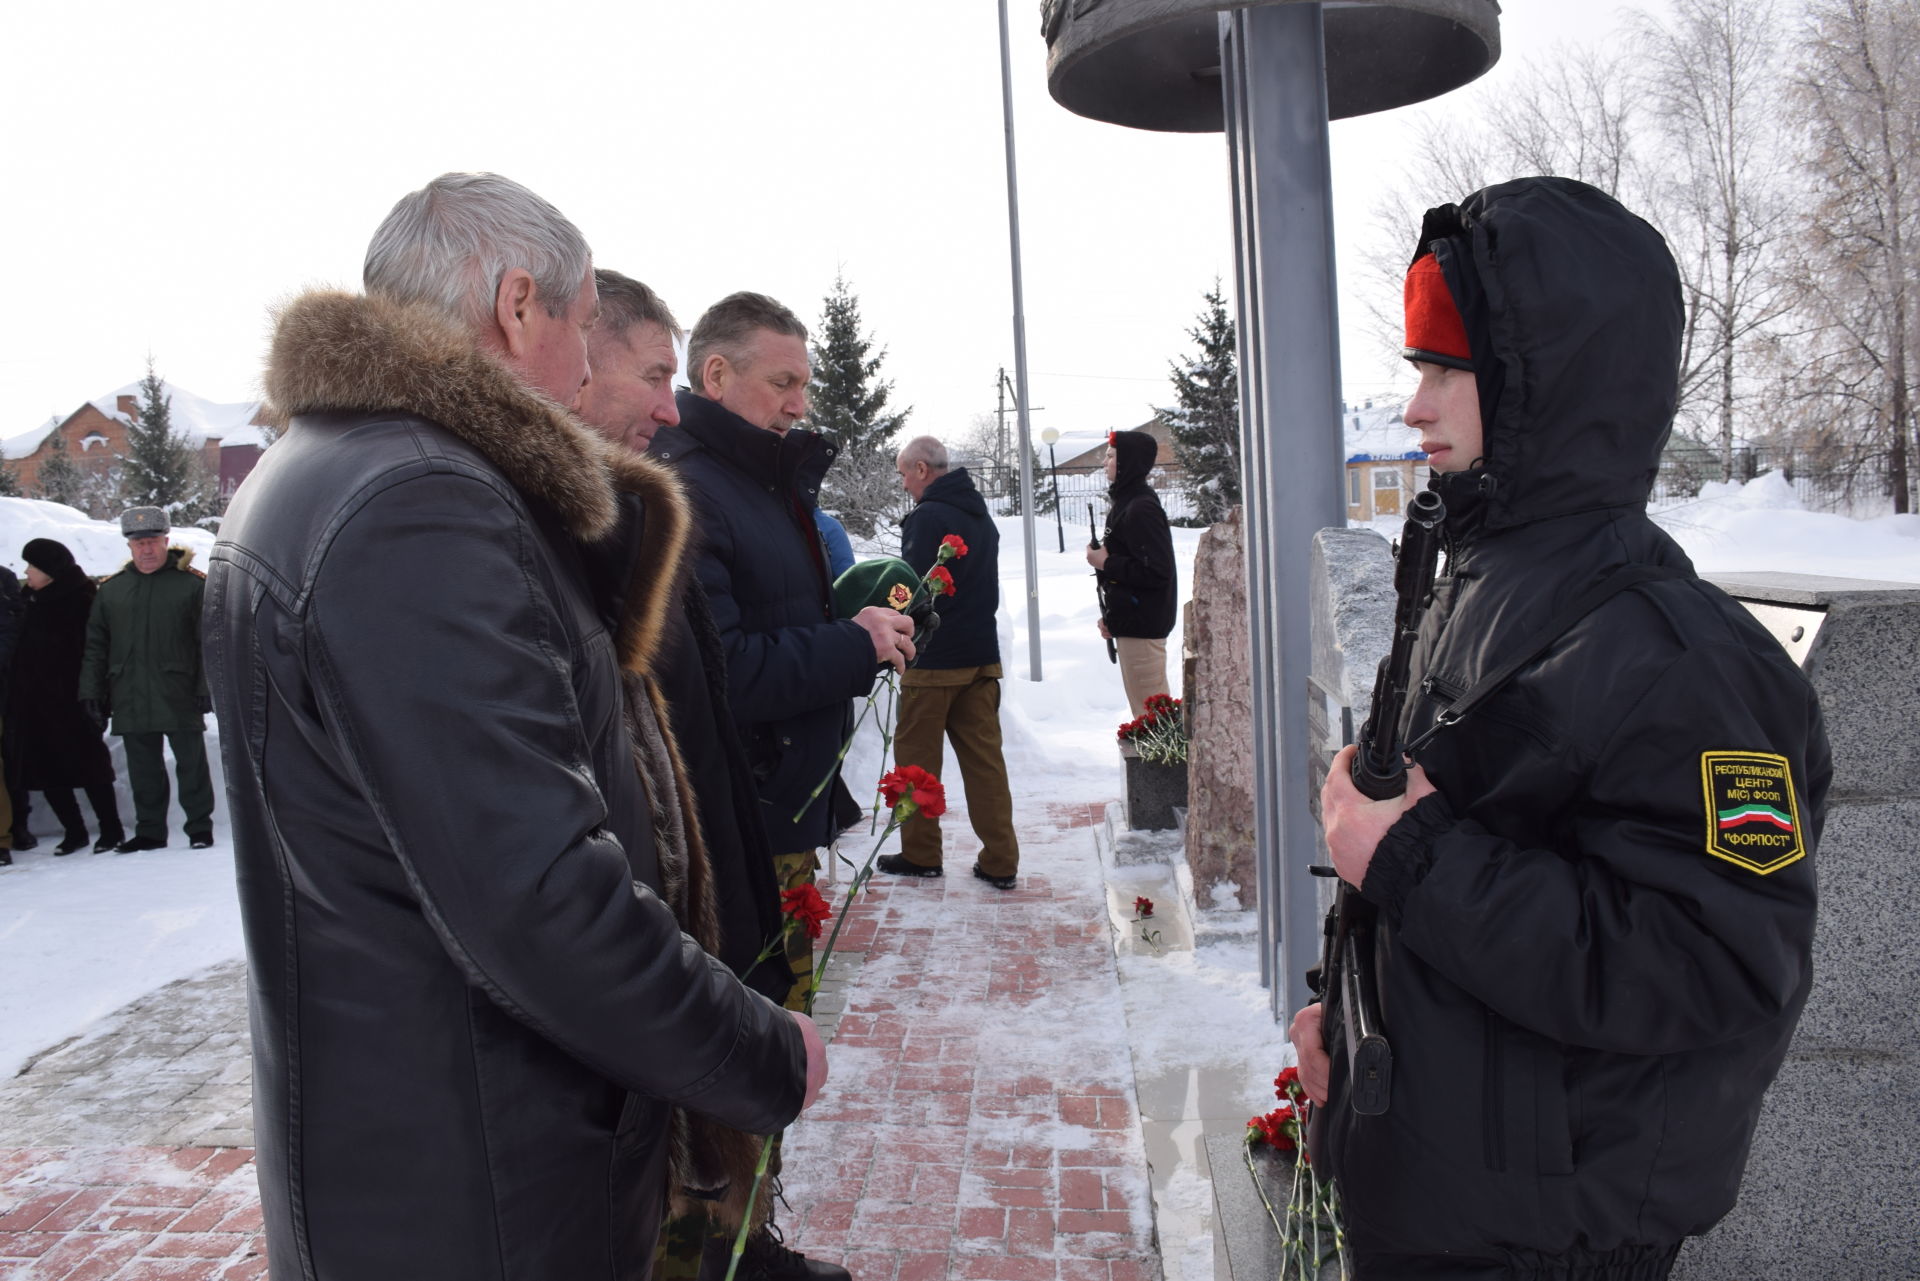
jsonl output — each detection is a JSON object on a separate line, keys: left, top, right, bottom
{"left": 0, "top": 457, "right": 19, "bottom": 497}
{"left": 809, "top": 274, "right": 911, "bottom": 538}
{"left": 34, "top": 430, "right": 86, "bottom": 508}
{"left": 1162, "top": 283, "right": 1242, "bottom": 525}
{"left": 120, "top": 360, "right": 212, "bottom": 519}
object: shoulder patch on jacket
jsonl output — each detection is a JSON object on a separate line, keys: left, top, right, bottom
{"left": 1701, "top": 750, "right": 1805, "bottom": 874}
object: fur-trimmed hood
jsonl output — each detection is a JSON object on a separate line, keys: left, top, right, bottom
{"left": 265, "top": 289, "right": 689, "bottom": 674}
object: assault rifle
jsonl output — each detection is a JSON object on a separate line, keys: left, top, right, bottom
{"left": 1089, "top": 503, "right": 1117, "bottom": 664}
{"left": 1313, "top": 487, "right": 1446, "bottom": 1117}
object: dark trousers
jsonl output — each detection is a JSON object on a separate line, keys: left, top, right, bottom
{"left": 121, "top": 731, "right": 214, "bottom": 841}
{"left": 44, "top": 784, "right": 124, "bottom": 844}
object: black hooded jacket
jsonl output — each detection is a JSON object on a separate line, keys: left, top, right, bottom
{"left": 900, "top": 467, "right": 1000, "bottom": 670}
{"left": 1098, "top": 431, "right": 1177, "bottom": 639}
{"left": 1313, "top": 178, "right": 1829, "bottom": 1272}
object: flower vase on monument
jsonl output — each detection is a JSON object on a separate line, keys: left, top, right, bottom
{"left": 1117, "top": 694, "right": 1189, "bottom": 831}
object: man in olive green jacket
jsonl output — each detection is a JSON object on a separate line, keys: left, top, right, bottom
{"left": 79, "top": 507, "right": 214, "bottom": 852}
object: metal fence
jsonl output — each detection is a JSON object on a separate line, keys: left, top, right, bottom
{"left": 964, "top": 461, "right": 1200, "bottom": 526}
{"left": 1653, "top": 441, "right": 1908, "bottom": 516}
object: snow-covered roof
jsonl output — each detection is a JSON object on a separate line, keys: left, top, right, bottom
{"left": 4, "top": 380, "right": 264, "bottom": 460}
{"left": 1343, "top": 402, "right": 1422, "bottom": 463}
{"left": 3, "top": 417, "right": 61, "bottom": 462}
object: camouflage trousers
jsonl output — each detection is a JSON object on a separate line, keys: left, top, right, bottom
{"left": 654, "top": 850, "right": 818, "bottom": 1279}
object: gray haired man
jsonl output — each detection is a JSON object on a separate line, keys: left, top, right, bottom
{"left": 205, "top": 173, "right": 823, "bottom": 1281}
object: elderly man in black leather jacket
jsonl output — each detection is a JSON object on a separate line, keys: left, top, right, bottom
{"left": 205, "top": 173, "right": 825, "bottom": 1281}
{"left": 1293, "top": 177, "right": 1828, "bottom": 1280}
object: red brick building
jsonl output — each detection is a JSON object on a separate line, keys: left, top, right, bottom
{"left": 3, "top": 382, "right": 271, "bottom": 519}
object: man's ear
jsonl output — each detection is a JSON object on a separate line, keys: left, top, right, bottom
{"left": 494, "top": 267, "right": 539, "bottom": 358}
{"left": 698, "top": 352, "right": 729, "bottom": 398}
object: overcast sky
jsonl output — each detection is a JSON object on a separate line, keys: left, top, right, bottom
{"left": 1, "top": 1, "right": 1660, "bottom": 447}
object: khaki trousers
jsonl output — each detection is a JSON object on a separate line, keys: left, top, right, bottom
{"left": 892, "top": 665, "right": 1020, "bottom": 878}
{"left": 1115, "top": 636, "right": 1170, "bottom": 717}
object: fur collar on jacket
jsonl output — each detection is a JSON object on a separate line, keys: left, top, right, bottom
{"left": 264, "top": 289, "right": 689, "bottom": 676}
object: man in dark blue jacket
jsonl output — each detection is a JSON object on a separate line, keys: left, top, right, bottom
{"left": 876, "top": 436, "right": 1020, "bottom": 889}
{"left": 651, "top": 292, "right": 916, "bottom": 997}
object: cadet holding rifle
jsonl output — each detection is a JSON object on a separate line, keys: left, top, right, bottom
{"left": 1291, "top": 177, "right": 1828, "bottom": 1279}
{"left": 1085, "top": 429, "right": 1176, "bottom": 715}
{"left": 1087, "top": 504, "right": 1116, "bottom": 664}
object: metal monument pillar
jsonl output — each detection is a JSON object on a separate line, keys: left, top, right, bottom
{"left": 1043, "top": 0, "right": 1501, "bottom": 1014}
{"left": 1222, "top": 4, "right": 1345, "bottom": 1014}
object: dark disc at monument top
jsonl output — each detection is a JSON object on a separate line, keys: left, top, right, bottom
{"left": 1043, "top": 0, "right": 1502, "bottom": 132}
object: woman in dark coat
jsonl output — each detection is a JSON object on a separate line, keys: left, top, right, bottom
{"left": 7, "top": 539, "right": 123, "bottom": 854}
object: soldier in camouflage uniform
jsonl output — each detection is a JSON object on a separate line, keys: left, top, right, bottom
{"left": 79, "top": 507, "right": 214, "bottom": 852}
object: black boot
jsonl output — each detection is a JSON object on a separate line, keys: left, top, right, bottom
{"left": 115, "top": 836, "right": 167, "bottom": 854}
{"left": 876, "top": 853, "right": 942, "bottom": 879}
{"left": 54, "top": 832, "right": 91, "bottom": 856}
{"left": 10, "top": 830, "right": 36, "bottom": 852}
{"left": 735, "top": 1226, "right": 850, "bottom": 1281}
{"left": 0, "top": 848, "right": 11, "bottom": 867}
{"left": 93, "top": 828, "right": 126, "bottom": 855}
{"left": 730, "top": 1175, "right": 850, "bottom": 1281}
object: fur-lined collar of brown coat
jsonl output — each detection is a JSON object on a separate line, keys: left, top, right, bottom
{"left": 265, "top": 288, "right": 687, "bottom": 676}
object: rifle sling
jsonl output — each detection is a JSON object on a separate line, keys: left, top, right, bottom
{"left": 1404, "top": 564, "right": 1686, "bottom": 756}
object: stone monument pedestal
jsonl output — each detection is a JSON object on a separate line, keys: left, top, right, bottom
{"left": 1673, "top": 573, "right": 1920, "bottom": 1278}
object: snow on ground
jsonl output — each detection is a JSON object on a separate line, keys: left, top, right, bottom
{"left": 4, "top": 472, "right": 1919, "bottom": 1083}
{"left": 0, "top": 731, "right": 241, "bottom": 1081}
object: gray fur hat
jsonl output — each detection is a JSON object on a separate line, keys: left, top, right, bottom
{"left": 120, "top": 506, "right": 169, "bottom": 538}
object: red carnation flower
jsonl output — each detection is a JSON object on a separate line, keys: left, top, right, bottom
{"left": 928, "top": 565, "right": 956, "bottom": 597}
{"left": 940, "top": 534, "right": 969, "bottom": 559}
{"left": 1248, "top": 1105, "right": 1298, "bottom": 1152}
{"left": 1274, "top": 1066, "right": 1303, "bottom": 1102}
{"left": 780, "top": 883, "right": 833, "bottom": 940}
{"left": 1134, "top": 896, "right": 1154, "bottom": 919}
{"left": 879, "top": 764, "right": 947, "bottom": 819}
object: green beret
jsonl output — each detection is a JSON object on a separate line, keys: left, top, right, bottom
{"left": 833, "top": 557, "right": 922, "bottom": 619}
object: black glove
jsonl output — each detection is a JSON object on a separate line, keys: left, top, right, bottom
{"left": 196, "top": 695, "right": 214, "bottom": 716}
{"left": 908, "top": 598, "right": 942, "bottom": 649}
{"left": 80, "top": 699, "right": 106, "bottom": 731}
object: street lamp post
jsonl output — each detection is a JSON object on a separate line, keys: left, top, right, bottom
{"left": 1041, "top": 427, "right": 1065, "bottom": 552}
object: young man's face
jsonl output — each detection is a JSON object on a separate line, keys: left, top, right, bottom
{"left": 578, "top": 321, "right": 680, "bottom": 453}
{"left": 1404, "top": 362, "right": 1483, "bottom": 473}
{"left": 1103, "top": 448, "right": 1117, "bottom": 482}
{"left": 705, "top": 328, "right": 810, "bottom": 435}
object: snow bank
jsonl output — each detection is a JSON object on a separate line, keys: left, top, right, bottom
{"left": 0, "top": 497, "right": 218, "bottom": 578}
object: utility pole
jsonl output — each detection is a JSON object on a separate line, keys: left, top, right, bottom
{"left": 996, "top": 369, "right": 1045, "bottom": 510}
{"left": 996, "top": 368, "right": 1008, "bottom": 490}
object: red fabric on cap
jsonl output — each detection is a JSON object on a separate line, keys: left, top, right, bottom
{"left": 1403, "top": 252, "right": 1471, "bottom": 369}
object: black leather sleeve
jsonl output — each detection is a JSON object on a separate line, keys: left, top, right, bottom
{"left": 306, "top": 472, "right": 806, "bottom": 1132}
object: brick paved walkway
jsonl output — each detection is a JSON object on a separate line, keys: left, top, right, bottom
{"left": 780, "top": 820, "right": 1160, "bottom": 1281}
{"left": 1, "top": 808, "right": 1153, "bottom": 1280}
